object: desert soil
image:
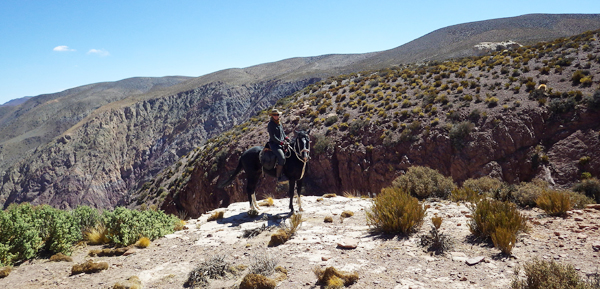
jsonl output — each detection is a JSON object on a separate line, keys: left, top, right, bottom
{"left": 1, "top": 195, "right": 599, "bottom": 289}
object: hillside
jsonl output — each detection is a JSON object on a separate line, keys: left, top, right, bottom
{"left": 156, "top": 30, "right": 600, "bottom": 218}
{"left": 2, "top": 14, "right": 600, "bottom": 211}
{"left": 0, "top": 76, "right": 191, "bottom": 172}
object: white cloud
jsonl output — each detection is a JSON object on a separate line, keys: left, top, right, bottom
{"left": 53, "top": 45, "right": 75, "bottom": 52}
{"left": 87, "top": 49, "right": 110, "bottom": 57}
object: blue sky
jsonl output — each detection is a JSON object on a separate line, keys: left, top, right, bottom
{"left": 1, "top": 1, "right": 599, "bottom": 104}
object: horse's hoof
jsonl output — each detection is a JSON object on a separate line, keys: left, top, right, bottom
{"left": 248, "top": 209, "right": 260, "bottom": 217}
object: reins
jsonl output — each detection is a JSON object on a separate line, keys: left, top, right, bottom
{"left": 286, "top": 135, "right": 310, "bottom": 179}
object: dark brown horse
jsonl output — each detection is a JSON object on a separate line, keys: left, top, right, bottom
{"left": 219, "top": 130, "right": 311, "bottom": 213}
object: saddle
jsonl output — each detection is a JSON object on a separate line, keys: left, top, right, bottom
{"left": 259, "top": 143, "right": 277, "bottom": 170}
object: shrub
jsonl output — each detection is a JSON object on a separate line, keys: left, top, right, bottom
{"left": 511, "top": 259, "right": 591, "bottom": 289}
{"left": 572, "top": 178, "right": 600, "bottom": 203}
{"left": 513, "top": 179, "right": 549, "bottom": 207}
{"left": 450, "top": 187, "right": 482, "bottom": 203}
{"left": 469, "top": 198, "right": 528, "bottom": 255}
{"left": 207, "top": 210, "right": 225, "bottom": 222}
{"left": 324, "top": 115, "right": 338, "bottom": 126}
{"left": 568, "top": 191, "right": 594, "bottom": 209}
{"left": 102, "top": 207, "right": 179, "bottom": 247}
{"left": 313, "top": 134, "right": 334, "bottom": 155}
{"left": 313, "top": 267, "right": 358, "bottom": 288}
{"left": 72, "top": 206, "right": 101, "bottom": 233}
{"left": 0, "top": 203, "right": 81, "bottom": 266}
{"left": 449, "top": 121, "right": 474, "bottom": 150}
{"left": 392, "top": 166, "right": 456, "bottom": 199}
{"left": 462, "top": 177, "right": 504, "bottom": 195}
{"left": 571, "top": 70, "right": 588, "bottom": 86}
{"left": 585, "top": 90, "right": 600, "bottom": 110}
{"left": 366, "top": 187, "right": 426, "bottom": 235}
{"left": 185, "top": 255, "right": 232, "bottom": 288}
{"left": 420, "top": 216, "right": 451, "bottom": 254}
{"left": 536, "top": 190, "right": 572, "bottom": 216}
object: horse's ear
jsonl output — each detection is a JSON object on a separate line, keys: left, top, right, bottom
{"left": 306, "top": 129, "right": 311, "bottom": 135}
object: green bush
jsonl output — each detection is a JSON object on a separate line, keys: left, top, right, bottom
{"left": 572, "top": 177, "right": 600, "bottom": 203}
{"left": 72, "top": 206, "right": 101, "bottom": 233}
{"left": 103, "top": 207, "right": 179, "bottom": 247}
{"left": 513, "top": 179, "right": 549, "bottom": 207}
{"left": 0, "top": 203, "right": 180, "bottom": 266}
{"left": 0, "top": 204, "right": 81, "bottom": 266}
{"left": 366, "top": 187, "right": 426, "bottom": 235}
{"left": 469, "top": 198, "right": 528, "bottom": 255}
{"left": 392, "top": 166, "right": 456, "bottom": 199}
{"left": 449, "top": 121, "right": 474, "bottom": 149}
{"left": 462, "top": 177, "right": 504, "bottom": 195}
{"left": 511, "top": 259, "right": 592, "bottom": 289}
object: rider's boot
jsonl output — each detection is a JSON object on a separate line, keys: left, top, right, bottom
{"left": 276, "top": 165, "right": 284, "bottom": 182}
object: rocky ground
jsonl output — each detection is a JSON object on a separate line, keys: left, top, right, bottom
{"left": 1, "top": 195, "right": 599, "bottom": 289}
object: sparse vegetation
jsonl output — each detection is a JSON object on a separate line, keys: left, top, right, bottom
{"left": 511, "top": 259, "right": 595, "bottom": 289}
{"left": 392, "top": 166, "right": 456, "bottom": 199}
{"left": 366, "top": 187, "right": 426, "bottom": 235}
{"left": 469, "top": 198, "right": 528, "bottom": 255}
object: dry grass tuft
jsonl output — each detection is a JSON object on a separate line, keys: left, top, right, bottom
{"left": 84, "top": 223, "right": 110, "bottom": 245}
{"left": 340, "top": 211, "right": 354, "bottom": 218}
{"left": 324, "top": 216, "right": 333, "bottom": 223}
{"left": 323, "top": 193, "right": 337, "bottom": 198}
{"left": 536, "top": 190, "right": 572, "bottom": 216}
{"left": 0, "top": 266, "right": 11, "bottom": 278}
{"left": 268, "top": 214, "right": 304, "bottom": 247}
{"left": 88, "top": 247, "right": 129, "bottom": 257}
{"left": 113, "top": 276, "right": 142, "bottom": 289}
{"left": 268, "top": 229, "right": 289, "bottom": 247}
{"left": 134, "top": 237, "right": 151, "bottom": 248}
{"left": 71, "top": 259, "right": 109, "bottom": 275}
{"left": 317, "top": 197, "right": 324, "bottom": 202}
{"left": 258, "top": 197, "right": 275, "bottom": 207}
{"left": 469, "top": 198, "right": 528, "bottom": 255}
{"left": 50, "top": 253, "right": 73, "bottom": 262}
{"left": 313, "top": 266, "right": 359, "bottom": 288}
{"left": 239, "top": 273, "right": 276, "bottom": 289}
{"left": 174, "top": 219, "right": 186, "bottom": 231}
{"left": 366, "top": 187, "right": 426, "bottom": 235}
{"left": 207, "top": 210, "right": 225, "bottom": 222}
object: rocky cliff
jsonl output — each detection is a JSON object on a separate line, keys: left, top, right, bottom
{"left": 0, "top": 79, "right": 316, "bottom": 209}
{"left": 160, "top": 30, "right": 600, "bottom": 218}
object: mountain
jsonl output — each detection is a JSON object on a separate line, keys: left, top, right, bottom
{"left": 0, "top": 97, "right": 32, "bottom": 107}
{"left": 1, "top": 14, "right": 600, "bottom": 211}
{"left": 158, "top": 29, "right": 600, "bottom": 218}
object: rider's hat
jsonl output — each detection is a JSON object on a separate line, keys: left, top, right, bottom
{"left": 269, "top": 109, "right": 282, "bottom": 116}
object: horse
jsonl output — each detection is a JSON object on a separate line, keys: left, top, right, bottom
{"left": 219, "top": 130, "right": 311, "bottom": 214}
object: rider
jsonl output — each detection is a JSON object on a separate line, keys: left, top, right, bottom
{"left": 268, "top": 108, "right": 289, "bottom": 181}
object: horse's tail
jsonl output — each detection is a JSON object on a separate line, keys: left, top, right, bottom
{"left": 218, "top": 159, "right": 243, "bottom": 188}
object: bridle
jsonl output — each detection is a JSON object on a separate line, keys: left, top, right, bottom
{"left": 286, "top": 133, "right": 310, "bottom": 179}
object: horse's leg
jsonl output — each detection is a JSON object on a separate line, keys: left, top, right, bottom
{"left": 251, "top": 194, "right": 259, "bottom": 211}
{"left": 247, "top": 176, "right": 260, "bottom": 212}
{"left": 296, "top": 179, "right": 303, "bottom": 212}
{"left": 288, "top": 179, "right": 296, "bottom": 214}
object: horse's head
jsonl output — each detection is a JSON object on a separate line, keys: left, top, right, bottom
{"left": 294, "top": 129, "right": 311, "bottom": 162}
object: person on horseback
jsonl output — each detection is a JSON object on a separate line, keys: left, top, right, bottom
{"left": 268, "top": 108, "right": 289, "bottom": 181}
